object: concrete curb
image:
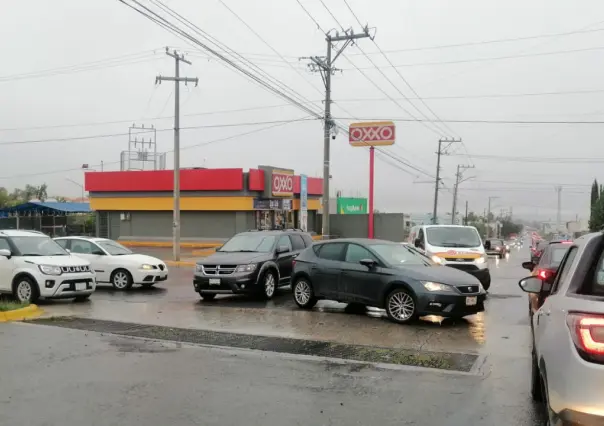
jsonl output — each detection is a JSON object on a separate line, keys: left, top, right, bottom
{"left": 0, "top": 304, "right": 43, "bottom": 322}
{"left": 191, "top": 248, "right": 216, "bottom": 256}
{"left": 120, "top": 241, "right": 222, "bottom": 249}
{"left": 164, "top": 260, "right": 196, "bottom": 267}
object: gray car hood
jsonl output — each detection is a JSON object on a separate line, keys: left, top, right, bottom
{"left": 393, "top": 264, "right": 481, "bottom": 286}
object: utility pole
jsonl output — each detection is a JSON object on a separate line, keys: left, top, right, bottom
{"left": 451, "top": 164, "right": 474, "bottom": 224}
{"left": 306, "top": 28, "right": 372, "bottom": 238}
{"left": 556, "top": 185, "right": 563, "bottom": 232}
{"left": 156, "top": 48, "right": 199, "bottom": 261}
{"left": 464, "top": 201, "right": 469, "bottom": 225}
{"left": 432, "top": 138, "right": 461, "bottom": 224}
{"left": 509, "top": 205, "right": 513, "bottom": 221}
{"left": 487, "top": 196, "right": 499, "bottom": 238}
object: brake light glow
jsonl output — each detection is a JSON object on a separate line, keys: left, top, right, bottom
{"left": 537, "top": 269, "right": 550, "bottom": 280}
{"left": 292, "top": 260, "right": 296, "bottom": 268}
{"left": 566, "top": 313, "right": 604, "bottom": 363}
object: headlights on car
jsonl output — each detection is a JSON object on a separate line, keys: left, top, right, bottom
{"left": 422, "top": 281, "right": 455, "bottom": 292}
{"left": 140, "top": 264, "right": 154, "bottom": 270}
{"left": 38, "top": 265, "right": 62, "bottom": 275}
{"left": 475, "top": 256, "right": 487, "bottom": 265}
{"left": 195, "top": 264, "right": 203, "bottom": 273}
{"left": 235, "top": 264, "right": 257, "bottom": 273}
{"left": 430, "top": 255, "right": 444, "bottom": 264}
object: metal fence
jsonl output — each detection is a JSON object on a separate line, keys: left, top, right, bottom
{"left": 0, "top": 214, "right": 95, "bottom": 237}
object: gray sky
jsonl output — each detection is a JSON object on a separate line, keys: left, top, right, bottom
{"left": 1, "top": 0, "right": 603, "bottom": 221}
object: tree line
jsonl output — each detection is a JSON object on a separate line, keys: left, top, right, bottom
{"left": 589, "top": 179, "right": 604, "bottom": 231}
{"left": 0, "top": 184, "right": 57, "bottom": 208}
{"left": 464, "top": 211, "right": 523, "bottom": 238}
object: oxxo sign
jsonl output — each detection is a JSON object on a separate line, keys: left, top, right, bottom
{"left": 349, "top": 121, "right": 396, "bottom": 147}
{"left": 271, "top": 172, "right": 294, "bottom": 197}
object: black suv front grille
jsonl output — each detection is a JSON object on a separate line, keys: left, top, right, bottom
{"left": 202, "top": 265, "right": 237, "bottom": 275}
{"left": 457, "top": 285, "right": 480, "bottom": 294}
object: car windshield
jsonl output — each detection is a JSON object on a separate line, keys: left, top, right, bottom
{"left": 371, "top": 244, "right": 432, "bottom": 267}
{"left": 550, "top": 245, "right": 570, "bottom": 267}
{"left": 425, "top": 226, "right": 481, "bottom": 248}
{"left": 218, "top": 234, "right": 276, "bottom": 253}
{"left": 490, "top": 239, "right": 504, "bottom": 246}
{"left": 97, "top": 240, "right": 132, "bottom": 255}
{"left": 12, "top": 236, "right": 68, "bottom": 256}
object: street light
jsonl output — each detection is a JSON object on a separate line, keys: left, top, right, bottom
{"left": 65, "top": 178, "right": 84, "bottom": 200}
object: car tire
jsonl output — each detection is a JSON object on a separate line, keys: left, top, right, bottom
{"left": 293, "top": 277, "right": 317, "bottom": 309}
{"left": 13, "top": 276, "right": 40, "bottom": 304}
{"left": 530, "top": 351, "right": 543, "bottom": 402}
{"left": 111, "top": 269, "right": 133, "bottom": 291}
{"left": 261, "top": 270, "right": 277, "bottom": 300}
{"left": 74, "top": 295, "right": 91, "bottom": 303}
{"left": 385, "top": 288, "right": 418, "bottom": 324}
{"left": 199, "top": 293, "right": 217, "bottom": 301}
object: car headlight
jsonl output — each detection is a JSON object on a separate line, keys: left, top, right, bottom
{"left": 422, "top": 281, "right": 455, "bottom": 292}
{"left": 195, "top": 264, "right": 203, "bottom": 273}
{"left": 431, "top": 255, "right": 443, "bottom": 264}
{"left": 38, "top": 265, "right": 62, "bottom": 275}
{"left": 475, "top": 256, "right": 486, "bottom": 265}
{"left": 140, "top": 264, "right": 154, "bottom": 270}
{"left": 235, "top": 264, "right": 257, "bottom": 273}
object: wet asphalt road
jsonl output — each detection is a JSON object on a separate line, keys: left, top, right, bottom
{"left": 0, "top": 247, "right": 547, "bottom": 425}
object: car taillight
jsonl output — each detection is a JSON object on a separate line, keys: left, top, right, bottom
{"left": 537, "top": 269, "right": 551, "bottom": 280}
{"left": 292, "top": 260, "right": 296, "bottom": 268}
{"left": 566, "top": 313, "right": 604, "bottom": 364}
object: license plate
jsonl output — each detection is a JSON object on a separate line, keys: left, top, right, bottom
{"left": 466, "top": 296, "right": 477, "bottom": 306}
{"left": 76, "top": 283, "right": 87, "bottom": 291}
{"left": 209, "top": 278, "right": 221, "bottom": 286}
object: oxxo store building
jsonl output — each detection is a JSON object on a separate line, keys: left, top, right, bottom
{"left": 84, "top": 165, "right": 323, "bottom": 240}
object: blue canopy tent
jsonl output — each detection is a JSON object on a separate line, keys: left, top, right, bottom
{"left": 0, "top": 202, "right": 92, "bottom": 236}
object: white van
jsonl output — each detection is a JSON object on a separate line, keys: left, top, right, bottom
{"left": 408, "top": 224, "right": 491, "bottom": 290}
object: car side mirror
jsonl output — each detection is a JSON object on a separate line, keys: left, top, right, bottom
{"left": 518, "top": 276, "right": 543, "bottom": 294}
{"left": 91, "top": 250, "right": 104, "bottom": 256}
{"left": 414, "top": 238, "right": 421, "bottom": 248}
{"left": 522, "top": 261, "right": 535, "bottom": 271}
{"left": 359, "top": 258, "right": 377, "bottom": 268}
{"left": 276, "top": 245, "right": 289, "bottom": 254}
{"left": 0, "top": 249, "right": 11, "bottom": 259}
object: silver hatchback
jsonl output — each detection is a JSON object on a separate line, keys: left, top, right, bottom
{"left": 519, "top": 232, "right": 604, "bottom": 425}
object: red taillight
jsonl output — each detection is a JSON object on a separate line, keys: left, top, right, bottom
{"left": 566, "top": 313, "right": 604, "bottom": 363}
{"left": 292, "top": 260, "right": 296, "bottom": 268}
{"left": 537, "top": 269, "right": 550, "bottom": 279}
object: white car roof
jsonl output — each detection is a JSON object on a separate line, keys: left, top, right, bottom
{"left": 0, "top": 229, "right": 47, "bottom": 237}
{"left": 55, "top": 236, "right": 110, "bottom": 243}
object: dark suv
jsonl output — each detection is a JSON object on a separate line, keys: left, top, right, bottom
{"left": 193, "top": 229, "right": 314, "bottom": 300}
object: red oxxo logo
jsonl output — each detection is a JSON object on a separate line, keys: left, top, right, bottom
{"left": 272, "top": 173, "right": 294, "bottom": 196}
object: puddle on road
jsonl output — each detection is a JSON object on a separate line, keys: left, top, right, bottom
{"left": 107, "top": 337, "right": 181, "bottom": 354}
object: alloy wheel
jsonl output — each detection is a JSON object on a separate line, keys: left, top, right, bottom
{"left": 264, "top": 273, "right": 276, "bottom": 298}
{"left": 294, "top": 280, "right": 311, "bottom": 305}
{"left": 113, "top": 271, "right": 129, "bottom": 289}
{"left": 388, "top": 291, "right": 415, "bottom": 322}
{"left": 16, "top": 281, "right": 32, "bottom": 302}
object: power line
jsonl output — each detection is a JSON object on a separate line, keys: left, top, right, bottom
{"left": 0, "top": 117, "right": 309, "bottom": 180}
{"left": 450, "top": 153, "right": 604, "bottom": 163}
{"left": 347, "top": 26, "right": 604, "bottom": 54}
{"left": 0, "top": 117, "right": 317, "bottom": 147}
{"left": 338, "top": 116, "right": 604, "bottom": 125}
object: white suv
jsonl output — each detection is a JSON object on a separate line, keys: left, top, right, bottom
{"left": 0, "top": 230, "right": 96, "bottom": 303}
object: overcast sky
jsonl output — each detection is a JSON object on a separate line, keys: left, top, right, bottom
{"left": 1, "top": 0, "right": 603, "bottom": 221}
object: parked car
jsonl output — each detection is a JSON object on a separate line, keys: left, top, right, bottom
{"left": 193, "top": 229, "right": 314, "bottom": 300}
{"left": 521, "top": 240, "right": 572, "bottom": 320}
{"left": 484, "top": 238, "right": 505, "bottom": 258}
{"left": 0, "top": 230, "right": 95, "bottom": 302}
{"left": 518, "top": 232, "right": 604, "bottom": 425}
{"left": 54, "top": 236, "right": 168, "bottom": 290}
{"left": 291, "top": 238, "right": 486, "bottom": 324}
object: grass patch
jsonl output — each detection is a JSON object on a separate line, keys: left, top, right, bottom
{"left": 0, "top": 301, "right": 30, "bottom": 312}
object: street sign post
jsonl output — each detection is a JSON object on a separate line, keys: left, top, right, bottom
{"left": 349, "top": 121, "right": 396, "bottom": 238}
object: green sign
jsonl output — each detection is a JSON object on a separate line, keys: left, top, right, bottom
{"left": 337, "top": 197, "right": 368, "bottom": 215}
